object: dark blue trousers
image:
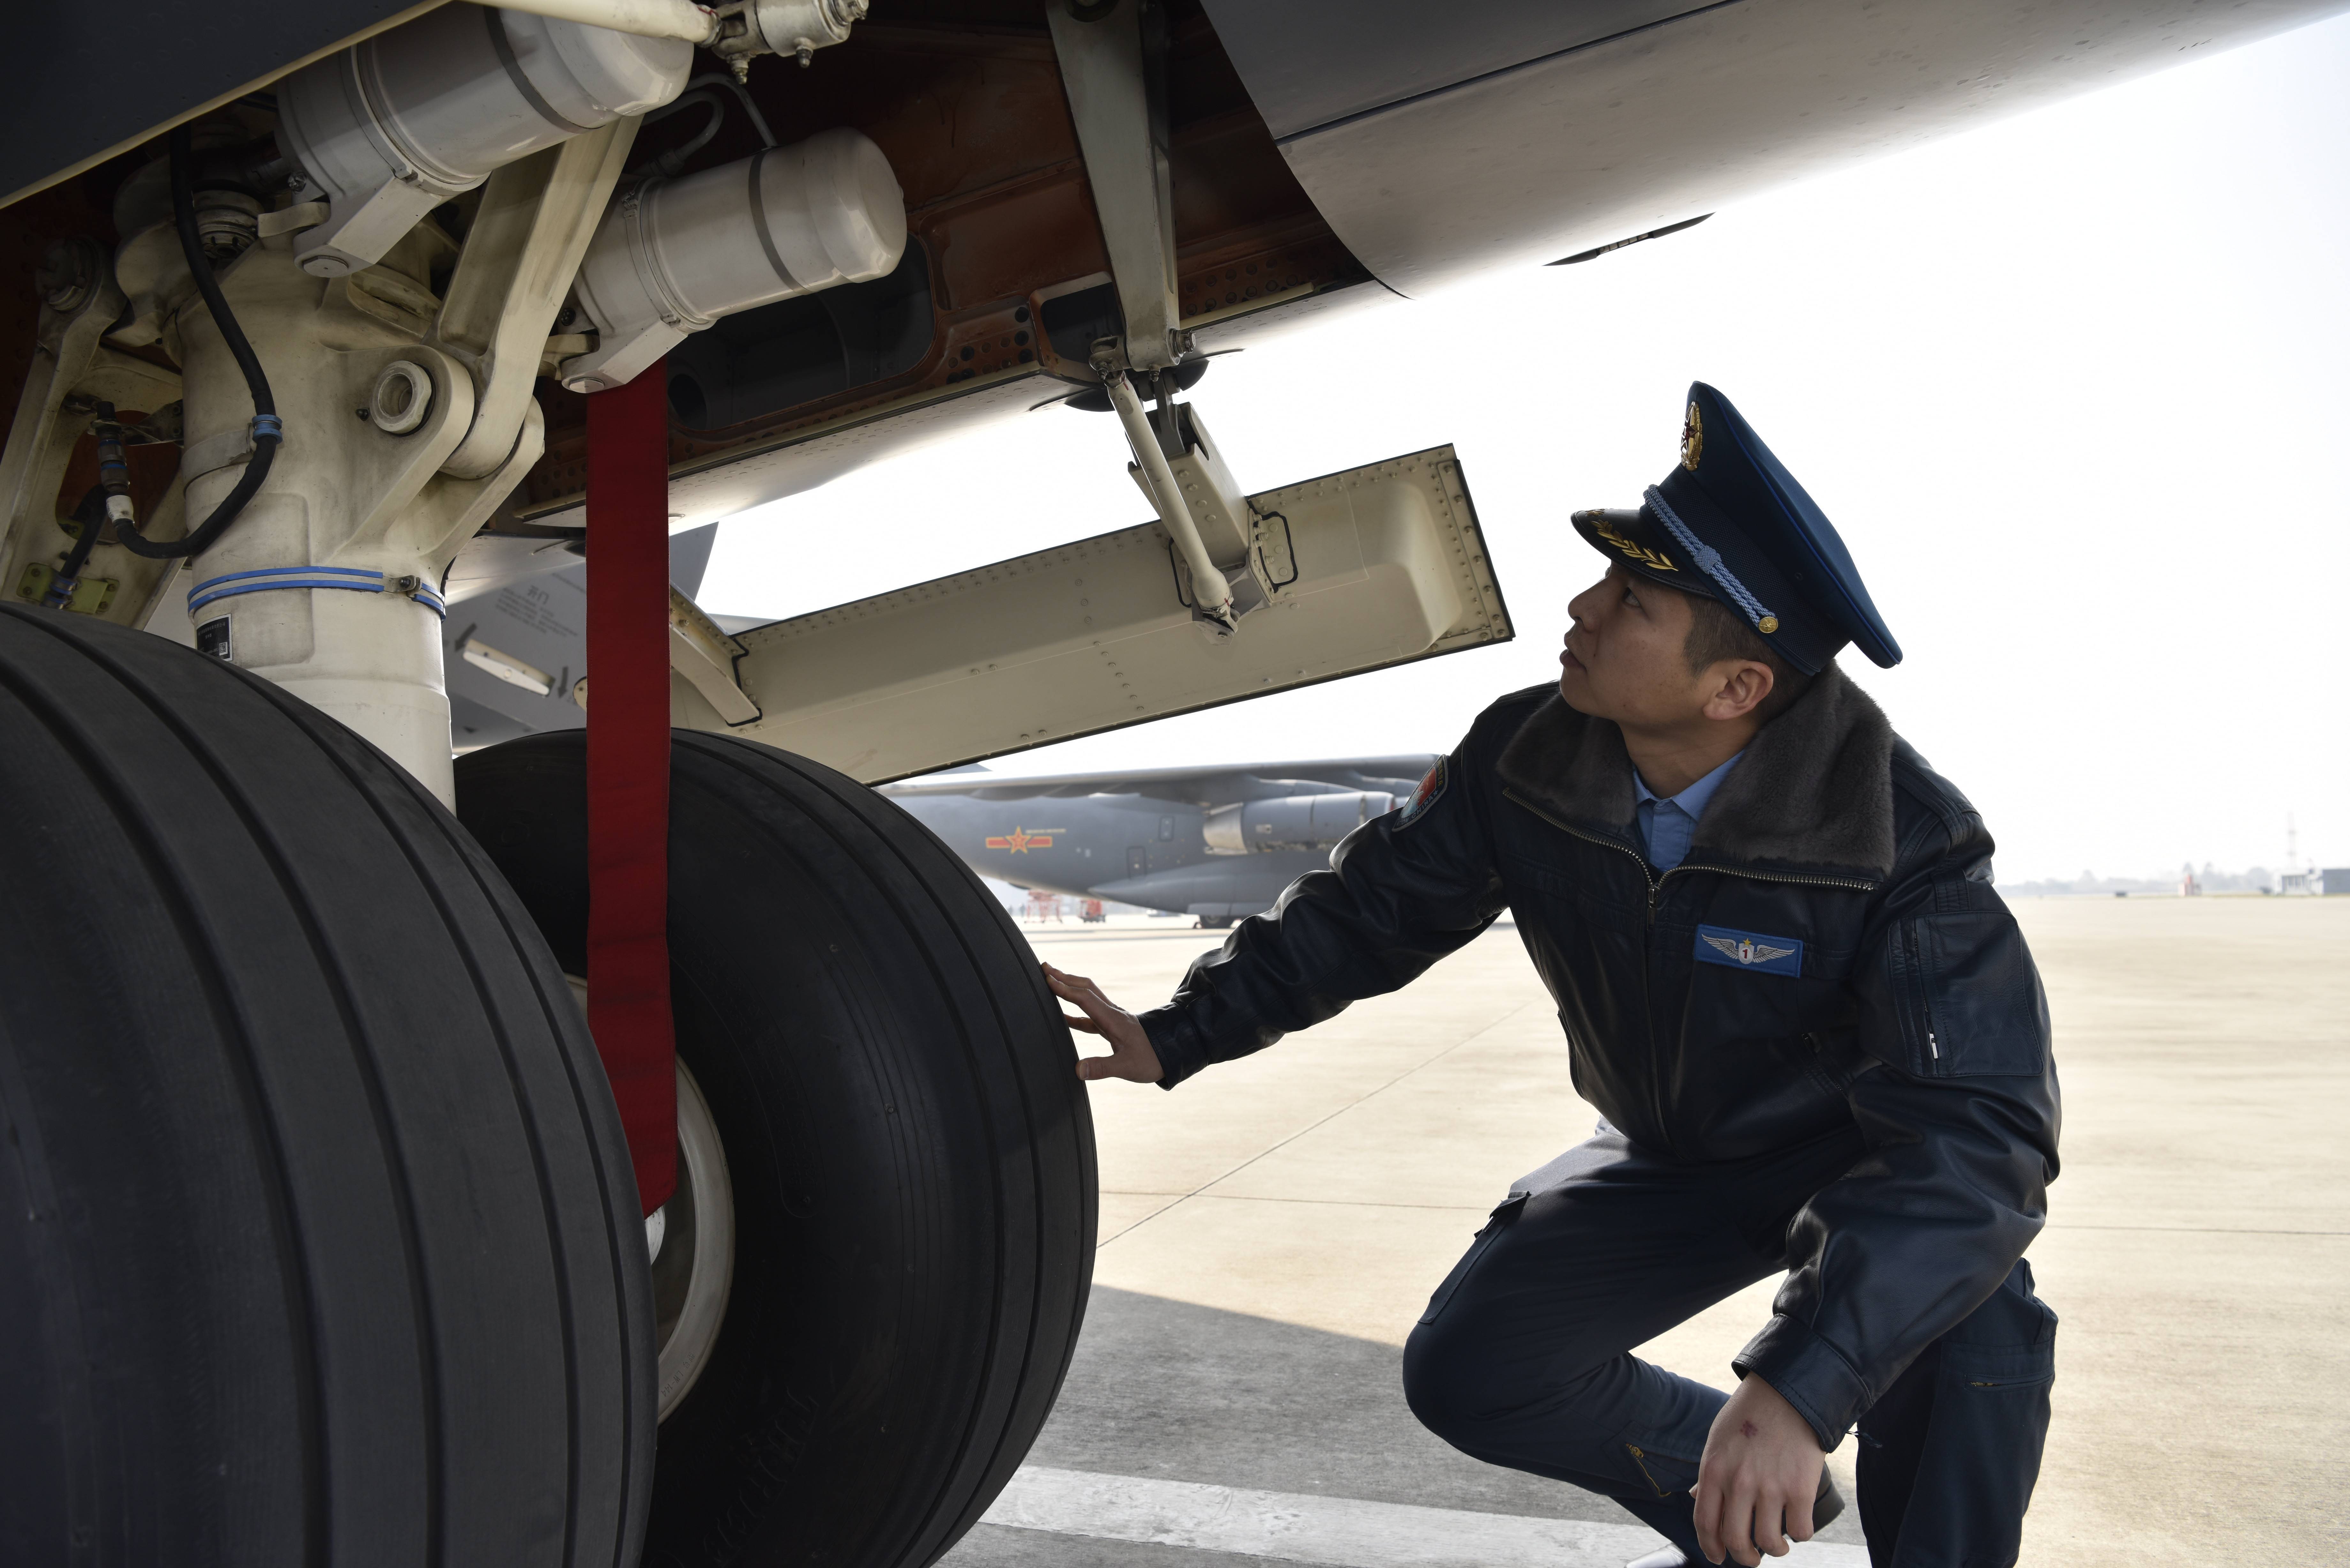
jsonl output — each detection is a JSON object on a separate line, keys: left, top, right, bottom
{"left": 1401, "top": 1127, "right": 2054, "bottom": 1567}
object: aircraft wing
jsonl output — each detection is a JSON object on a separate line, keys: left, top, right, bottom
{"left": 1201, "top": 0, "right": 2350, "bottom": 297}
{"left": 17, "top": 0, "right": 2341, "bottom": 539}
{"left": 878, "top": 754, "right": 1440, "bottom": 808}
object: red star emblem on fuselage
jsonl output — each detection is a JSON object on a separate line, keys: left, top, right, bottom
{"left": 985, "top": 826, "right": 1054, "bottom": 853}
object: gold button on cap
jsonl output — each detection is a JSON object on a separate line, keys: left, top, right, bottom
{"left": 1756, "top": 615, "right": 1779, "bottom": 634}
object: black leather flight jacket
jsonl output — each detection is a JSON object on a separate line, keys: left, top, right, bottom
{"left": 1139, "top": 667, "right": 2060, "bottom": 1450}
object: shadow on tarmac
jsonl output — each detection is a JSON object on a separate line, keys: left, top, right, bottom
{"left": 942, "top": 1285, "right": 1867, "bottom": 1563}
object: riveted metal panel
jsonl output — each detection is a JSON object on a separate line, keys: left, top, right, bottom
{"left": 699, "top": 445, "right": 1510, "bottom": 782}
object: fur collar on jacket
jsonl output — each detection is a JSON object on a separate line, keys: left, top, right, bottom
{"left": 1494, "top": 663, "right": 1898, "bottom": 880}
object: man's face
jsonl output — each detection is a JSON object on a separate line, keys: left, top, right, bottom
{"left": 1558, "top": 566, "right": 1716, "bottom": 727}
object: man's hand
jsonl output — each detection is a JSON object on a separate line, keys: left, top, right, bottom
{"left": 1692, "top": 1373, "right": 1825, "bottom": 1566}
{"left": 1043, "top": 964, "right": 1164, "bottom": 1083}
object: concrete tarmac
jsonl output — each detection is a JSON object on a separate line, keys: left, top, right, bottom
{"left": 942, "top": 896, "right": 2350, "bottom": 1566}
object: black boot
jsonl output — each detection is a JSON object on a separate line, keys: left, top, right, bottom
{"left": 1622, "top": 1470, "right": 1845, "bottom": 1568}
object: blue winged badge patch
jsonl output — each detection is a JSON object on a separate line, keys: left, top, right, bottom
{"left": 1693, "top": 924, "right": 1804, "bottom": 978}
{"left": 1396, "top": 758, "right": 1448, "bottom": 829}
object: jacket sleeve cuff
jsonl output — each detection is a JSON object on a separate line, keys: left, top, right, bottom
{"left": 1139, "top": 1005, "right": 1211, "bottom": 1090}
{"left": 1734, "top": 1315, "right": 1870, "bottom": 1452}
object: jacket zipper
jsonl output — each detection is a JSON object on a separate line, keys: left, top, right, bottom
{"left": 1502, "top": 787, "right": 1885, "bottom": 1137}
{"left": 1662, "top": 861, "right": 1880, "bottom": 897}
{"left": 1905, "top": 923, "right": 1939, "bottom": 1060}
{"left": 1501, "top": 789, "right": 1671, "bottom": 1144}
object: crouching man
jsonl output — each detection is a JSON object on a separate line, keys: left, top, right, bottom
{"left": 1047, "top": 383, "right": 2059, "bottom": 1567}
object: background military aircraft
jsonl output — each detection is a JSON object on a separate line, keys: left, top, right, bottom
{"left": 881, "top": 755, "right": 1437, "bottom": 925}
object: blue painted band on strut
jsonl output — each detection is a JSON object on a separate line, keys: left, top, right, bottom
{"left": 193, "top": 565, "right": 383, "bottom": 590}
{"left": 250, "top": 414, "right": 284, "bottom": 441}
{"left": 187, "top": 564, "right": 446, "bottom": 620}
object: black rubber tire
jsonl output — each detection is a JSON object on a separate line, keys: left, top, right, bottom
{"left": 0, "top": 607, "right": 655, "bottom": 1567}
{"left": 455, "top": 730, "right": 1097, "bottom": 1568}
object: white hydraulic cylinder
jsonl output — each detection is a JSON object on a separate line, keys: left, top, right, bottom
{"left": 493, "top": 0, "right": 719, "bottom": 44}
{"left": 277, "top": 4, "right": 691, "bottom": 277}
{"left": 493, "top": 0, "right": 869, "bottom": 57}
{"left": 1103, "top": 371, "right": 1234, "bottom": 626}
{"left": 560, "top": 128, "right": 906, "bottom": 392}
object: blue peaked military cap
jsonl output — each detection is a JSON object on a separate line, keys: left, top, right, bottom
{"left": 1571, "top": 382, "right": 1900, "bottom": 674}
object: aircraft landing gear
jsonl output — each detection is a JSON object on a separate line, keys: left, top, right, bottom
{"left": 456, "top": 728, "right": 1096, "bottom": 1568}
{"left": 0, "top": 607, "right": 653, "bottom": 1564}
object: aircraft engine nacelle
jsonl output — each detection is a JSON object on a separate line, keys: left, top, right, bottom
{"left": 1203, "top": 791, "right": 1396, "bottom": 855}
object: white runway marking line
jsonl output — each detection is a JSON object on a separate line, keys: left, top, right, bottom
{"left": 980, "top": 1465, "right": 1869, "bottom": 1568}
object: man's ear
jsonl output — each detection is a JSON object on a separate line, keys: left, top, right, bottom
{"left": 1702, "top": 660, "right": 1775, "bottom": 722}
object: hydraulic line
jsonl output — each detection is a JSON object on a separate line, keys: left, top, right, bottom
{"left": 40, "top": 485, "right": 110, "bottom": 608}
{"left": 681, "top": 72, "right": 778, "bottom": 147}
{"left": 638, "top": 72, "right": 777, "bottom": 177}
{"left": 642, "top": 92, "right": 728, "bottom": 177}
{"left": 107, "top": 127, "right": 281, "bottom": 562}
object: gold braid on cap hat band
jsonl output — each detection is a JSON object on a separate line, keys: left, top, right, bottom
{"left": 1643, "top": 487, "right": 1781, "bottom": 637}
{"left": 1591, "top": 514, "right": 1677, "bottom": 573}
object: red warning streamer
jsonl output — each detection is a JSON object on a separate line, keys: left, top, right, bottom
{"left": 585, "top": 363, "right": 677, "bottom": 1216}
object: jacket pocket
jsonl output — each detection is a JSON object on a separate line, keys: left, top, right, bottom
{"left": 1894, "top": 905, "right": 2051, "bottom": 1078}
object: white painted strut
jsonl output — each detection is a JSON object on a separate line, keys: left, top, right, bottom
{"left": 493, "top": 0, "right": 721, "bottom": 44}
{"left": 1103, "top": 370, "right": 1234, "bottom": 626}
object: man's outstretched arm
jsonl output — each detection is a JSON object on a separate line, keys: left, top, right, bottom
{"left": 1046, "top": 724, "right": 1514, "bottom": 1088}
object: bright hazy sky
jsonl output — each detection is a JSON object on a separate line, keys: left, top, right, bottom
{"left": 701, "top": 12, "right": 2350, "bottom": 886}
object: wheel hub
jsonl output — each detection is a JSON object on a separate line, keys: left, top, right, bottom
{"left": 651, "top": 1058, "right": 733, "bottom": 1421}
{"left": 567, "top": 976, "right": 734, "bottom": 1421}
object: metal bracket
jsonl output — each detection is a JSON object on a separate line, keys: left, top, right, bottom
{"left": 431, "top": 117, "right": 641, "bottom": 481}
{"left": 1048, "top": 0, "right": 1182, "bottom": 372}
{"left": 668, "top": 585, "right": 761, "bottom": 723}
{"left": 1048, "top": 4, "right": 1274, "bottom": 632}
{"left": 1128, "top": 399, "right": 1252, "bottom": 564}
{"left": 0, "top": 240, "right": 191, "bottom": 628}
{"left": 1096, "top": 352, "right": 1234, "bottom": 629}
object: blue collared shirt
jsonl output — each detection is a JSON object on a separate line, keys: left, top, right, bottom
{"left": 1633, "top": 750, "right": 1746, "bottom": 872}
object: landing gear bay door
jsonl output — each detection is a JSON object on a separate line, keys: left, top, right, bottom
{"left": 698, "top": 445, "right": 1508, "bottom": 783}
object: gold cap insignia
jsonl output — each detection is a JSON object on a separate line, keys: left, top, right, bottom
{"left": 1680, "top": 402, "right": 1703, "bottom": 471}
{"left": 1756, "top": 614, "right": 1779, "bottom": 634}
{"left": 1593, "top": 514, "right": 1676, "bottom": 572}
